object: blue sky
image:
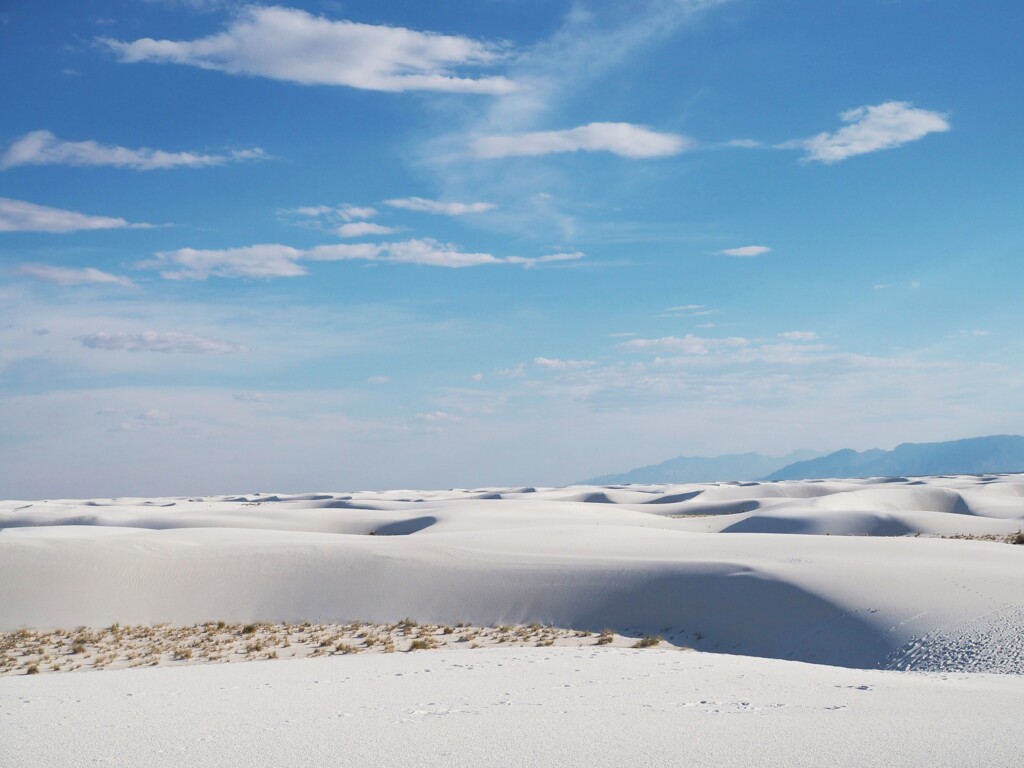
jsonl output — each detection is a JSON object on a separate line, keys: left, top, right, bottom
{"left": 2, "top": 0, "right": 1022, "bottom": 497}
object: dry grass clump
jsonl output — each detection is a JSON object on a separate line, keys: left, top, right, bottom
{"left": 633, "top": 635, "right": 662, "bottom": 649}
{"left": 942, "top": 531, "right": 1024, "bottom": 545}
{"left": 1, "top": 619, "right": 660, "bottom": 676}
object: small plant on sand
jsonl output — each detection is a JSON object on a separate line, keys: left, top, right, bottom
{"left": 335, "top": 642, "right": 359, "bottom": 654}
{"left": 408, "top": 638, "right": 437, "bottom": 651}
{"left": 633, "top": 635, "right": 662, "bottom": 649}
{"left": 1011, "top": 531, "right": 1024, "bottom": 545}
{"left": 26, "top": 664, "right": 40, "bottom": 675}
{"left": 596, "top": 630, "right": 615, "bottom": 646}
{"left": 241, "top": 624, "right": 257, "bottom": 635}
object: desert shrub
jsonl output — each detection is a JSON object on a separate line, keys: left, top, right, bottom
{"left": 26, "top": 664, "right": 40, "bottom": 675}
{"left": 596, "top": 630, "right": 614, "bottom": 646}
{"left": 408, "top": 638, "right": 436, "bottom": 651}
{"left": 1011, "top": 531, "right": 1024, "bottom": 545}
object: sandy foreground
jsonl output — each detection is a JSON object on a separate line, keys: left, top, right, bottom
{"left": 2, "top": 474, "right": 1024, "bottom": 765}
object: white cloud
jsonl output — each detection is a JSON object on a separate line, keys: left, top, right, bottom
{"left": 779, "top": 331, "right": 818, "bottom": 341}
{"left": 0, "top": 197, "right": 142, "bottom": 233}
{"left": 15, "top": 264, "right": 134, "bottom": 287}
{"left": 418, "top": 410, "right": 463, "bottom": 422}
{"left": 278, "top": 204, "right": 382, "bottom": 234}
{"left": 384, "top": 197, "right": 495, "bottom": 215}
{"left": 725, "top": 139, "right": 761, "bottom": 149}
{"left": 619, "top": 334, "right": 750, "bottom": 355}
{"left": 102, "top": 5, "right": 515, "bottom": 94}
{"left": 367, "top": 375, "right": 391, "bottom": 384}
{"left": 504, "top": 251, "right": 585, "bottom": 268}
{"left": 473, "top": 122, "right": 692, "bottom": 159}
{"left": 74, "top": 331, "right": 248, "bottom": 354}
{"left": 143, "top": 239, "right": 584, "bottom": 278}
{"left": 336, "top": 222, "right": 395, "bottom": 238}
{"left": 381, "top": 239, "right": 499, "bottom": 268}
{"left": 137, "top": 408, "right": 171, "bottom": 422}
{"left": 798, "top": 102, "right": 950, "bottom": 164}
{"left": 142, "top": 244, "right": 309, "bottom": 280}
{"left": 0, "top": 130, "right": 266, "bottom": 171}
{"left": 534, "top": 357, "right": 595, "bottom": 370}
{"left": 719, "top": 245, "right": 771, "bottom": 257}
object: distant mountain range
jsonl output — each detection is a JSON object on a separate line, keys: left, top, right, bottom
{"left": 583, "top": 450, "right": 822, "bottom": 485}
{"left": 585, "top": 435, "right": 1024, "bottom": 485}
{"left": 764, "top": 435, "right": 1024, "bottom": 480}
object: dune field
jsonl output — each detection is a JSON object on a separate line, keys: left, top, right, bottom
{"left": 3, "top": 474, "right": 1024, "bottom": 765}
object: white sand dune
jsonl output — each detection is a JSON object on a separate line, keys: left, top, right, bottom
{"left": 3, "top": 474, "right": 1023, "bottom": 672}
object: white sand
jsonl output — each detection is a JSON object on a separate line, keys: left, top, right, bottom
{"left": 4, "top": 648, "right": 1023, "bottom": 767}
{"left": 2, "top": 475, "right": 1023, "bottom": 766}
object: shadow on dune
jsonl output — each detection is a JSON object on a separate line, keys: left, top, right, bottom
{"left": 372, "top": 516, "right": 438, "bottom": 535}
{"left": 565, "top": 568, "right": 894, "bottom": 669}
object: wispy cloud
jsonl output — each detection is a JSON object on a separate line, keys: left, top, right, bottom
{"left": 102, "top": 5, "right": 516, "bottom": 94}
{"left": 142, "top": 244, "right": 310, "bottom": 280}
{"left": 142, "top": 239, "right": 585, "bottom": 279}
{"left": 718, "top": 245, "right": 771, "bottom": 257}
{"left": 779, "top": 331, "right": 818, "bottom": 341}
{"left": 0, "top": 197, "right": 145, "bottom": 233}
{"left": 74, "top": 331, "right": 248, "bottom": 354}
{"left": 384, "top": 197, "right": 495, "bottom": 215}
{"left": 0, "top": 130, "right": 266, "bottom": 171}
{"left": 619, "top": 334, "right": 750, "bottom": 354}
{"left": 278, "top": 203, "right": 389, "bottom": 236}
{"left": 534, "top": 357, "right": 595, "bottom": 370}
{"left": 15, "top": 264, "right": 134, "bottom": 287}
{"left": 336, "top": 222, "right": 395, "bottom": 238}
{"left": 280, "top": 204, "right": 378, "bottom": 221}
{"left": 473, "top": 122, "right": 691, "bottom": 159}
{"left": 795, "top": 102, "right": 950, "bottom": 164}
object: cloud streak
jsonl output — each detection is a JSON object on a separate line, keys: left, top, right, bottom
{"left": 0, "top": 197, "right": 145, "bottom": 233}
{"left": 384, "top": 197, "right": 495, "bottom": 215}
{"left": 15, "top": 264, "right": 134, "bottom": 286}
{"left": 1, "top": 130, "right": 266, "bottom": 171}
{"left": 142, "top": 240, "right": 585, "bottom": 279}
{"left": 102, "top": 5, "right": 516, "bottom": 94}
{"left": 719, "top": 245, "right": 771, "bottom": 257}
{"left": 74, "top": 331, "right": 248, "bottom": 354}
{"left": 473, "top": 122, "right": 692, "bottom": 159}
{"left": 797, "top": 102, "right": 950, "bottom": 164}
